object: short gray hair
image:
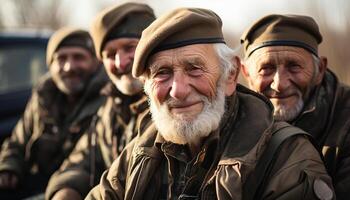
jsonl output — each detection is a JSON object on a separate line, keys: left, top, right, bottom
{"left": 213, "top": 43, "right": 238, "bottom": 81}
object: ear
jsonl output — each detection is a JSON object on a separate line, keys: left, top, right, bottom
{"left": 225, "top": 56, "right": 240, "bottom": 96}
{"left": 240, "top": 58, "right": 250, "bottom": 79}
{"left": 315, "top": 56, "right": 327, "bottom": 85}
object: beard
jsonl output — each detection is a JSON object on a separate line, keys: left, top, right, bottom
{"left": 108, "top": 62, "right": 143, "bottom": 95}
{"left": 270, "top": 89, "right": 304, "bottom": 121}
{"left": 144, "top": 79, "right": 226, "bottom": 145}
{"left": 112, "top": 73, "right": 143, "bottom": 95}
{"left": 52, "top": 70, "right": 90, "bottom": 96}
{"left": 262, "top": 82, "right": 317, "bottom": 122}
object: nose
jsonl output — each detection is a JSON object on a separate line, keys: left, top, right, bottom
{"left": 270, "top": 69, "right": 290, "bottom": 92}
{"left": 169, "top": 72, "right": 190, "bottom": 101}
{"left": 114, "top": 52, "right": 130, "bottom": 73}
{"left": 63, "top": 60, "right": 73, "bottom": 72}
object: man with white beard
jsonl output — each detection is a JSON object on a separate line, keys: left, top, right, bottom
{"left": 86, "top": 8, "right": 334, "bottom": 200}
{"left": 240, "top": 14, "right": 350, "bottom": 199}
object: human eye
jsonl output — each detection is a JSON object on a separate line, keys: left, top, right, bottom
{"left": 187, "top": 63, "right": 204, "bottom": 76}
{"left": 287, "top": 61, "right": 302, "bottom": 73}
{"left": 259, "top": 63, "right": 275, "bottom": 76}
{"left": 151, "top": 66, "right": 172, "bottom": 81}
{"left": 102, "top": 50, "right": 115, "bottom": 60}
{"left": 124, "top": 44, "right": 137, "bottom": 53}
{"left": 54, "top": 54, "right": 66, "bottom": 64}
{"left": 73, "top": 53, "right": 86, "bottom": 62}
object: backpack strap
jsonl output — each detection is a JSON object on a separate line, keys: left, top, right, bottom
{"left": 243, "top": 122, "right": 313, "bottom": 200}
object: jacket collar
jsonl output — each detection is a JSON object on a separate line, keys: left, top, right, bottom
{"left": 36, "top": 66, "right": 108, "bottom": 124}
{"left": 292, "top": 70, "right": 337, "bottom": 142}
{"left": 135, "top": 84, "right": 275, "bottom": 160}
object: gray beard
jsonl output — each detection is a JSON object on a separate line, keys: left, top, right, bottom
{"left": 145, "top": 81, "right": 226, "bottom": 145}
{"left": 273, "top": 96, "right": 304, "bottom": 121}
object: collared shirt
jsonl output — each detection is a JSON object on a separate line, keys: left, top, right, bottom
{"left": 156, "top": 130, "right": 219, "bottom": 199}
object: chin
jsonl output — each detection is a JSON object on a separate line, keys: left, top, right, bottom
{"left": 273, "top": 101, "right": 304, "bottom": 122}
{"left": 115, "top": 83, "right": 142, "bottom": 96}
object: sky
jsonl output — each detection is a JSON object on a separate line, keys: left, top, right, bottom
{"left": 1, "top": 0, "right": 349, "bottom": 82}
{"left": 2, "top": 0, "right": 349, "bottom": 37}
{"left": 56, "top": 0, "right": 349, "bottom": 47}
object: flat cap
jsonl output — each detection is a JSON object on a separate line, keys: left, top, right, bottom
{"left": 241, "top": 14, "right": 322, "bottom": 58}
{"left": 46, "top": 27, "right": 94, "bottom": 66}
{"left": 132, "top": 7, "right": 225, "bottom": 77}
{"left": 90, "top": 2, "right": 155, "bottom": 60}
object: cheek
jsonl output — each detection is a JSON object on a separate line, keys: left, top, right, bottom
{"left": 149, "top": 80, "right": 172, "bottom": 105}
{"left": 80, "top": 61, "right": 96, "bottom": 74}
{"left": 103, "top": 60, "right": 115, "bottom": 73}
{"left": 192, "top": 73, "right": 219, "bottom": 98}
{"left": 292, "top": 76, "right": 313, "bottom": 95}
{"left": 256, "top": 78, "right": 271, "bottom": 92}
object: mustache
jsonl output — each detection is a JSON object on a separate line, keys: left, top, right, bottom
{"left": 61, "top": 67, "right": 84, "bottom": 78}
{"left": 262, "top": 86, "right": 302, "bottom": 98}
{"left": 113, "top": 62, "right": 133, "bottom": 76}
{"left": 165, "top": 95, "right": 208, "bottom": 108}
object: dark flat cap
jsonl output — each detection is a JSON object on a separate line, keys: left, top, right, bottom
{"left": 132, "top": 7, "right": 225, "bottom": 77}
{"left": 46, "top": 27, "right": 94, "bottom": 66}
{"left": 90, "top": 2, "right": 155, "bottom": 60}
{"left": 241, "top": 14, "right": 322, "bottom": 58}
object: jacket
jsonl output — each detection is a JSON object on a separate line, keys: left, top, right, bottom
{"left": 292, "top": 69, "right": 350, "bottom": 199}
{"left": 0, "top": 67, "right": 107, "bottom": 185}
{"left": 86, "top": 85, "right": 334, "bottom": 200}
{"left": 45, "top": 83, "right": 149, "bottom": 199}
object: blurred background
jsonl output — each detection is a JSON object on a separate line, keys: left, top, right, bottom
{"left": 0, "top": 0, "right": 349, "bottom": 85}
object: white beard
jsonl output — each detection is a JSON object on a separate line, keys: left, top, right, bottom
{"left": 144, "top": 81, "right": 226, "bottom": 145}
{"left": 273, "top": 94, "right": 304, "bottom": 121}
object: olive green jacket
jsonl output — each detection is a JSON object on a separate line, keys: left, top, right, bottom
{"left": 292, "top": 70, "right": 350, "bottom": 199}
{"left": 86, "top": 85, "right": 334, "bottom": 200}
{"left": 45, "top": 83, "right": 148, "bottom": 199}
{"left": 0, "top": 67, "right": 107, "bottom": 185}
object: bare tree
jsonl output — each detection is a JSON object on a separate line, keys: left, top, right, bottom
{"left": 11, "top": 0, "right": 68, "bottom": 29}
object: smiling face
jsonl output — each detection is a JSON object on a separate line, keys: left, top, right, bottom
{"left": 101, "top": 38, "right": 143, "bottom": 95}
{"left": 50, "top": 46, "right": 98, "bottom": 96}
{"left": 242, "top": 46, "right": 325, "bottom": 121}
{"left": 143, "top": 43, "right": 236, "bottom": 145}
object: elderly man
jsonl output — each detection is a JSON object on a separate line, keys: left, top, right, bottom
{"left": 240, "top": 14, "right": 350, "bottom": 199}
{"left": 0, "top": 27, "right": 107, "bottom": 199}
{"left": 45, "top": 3, "right": 155, "bottom": 200}
{"left": 85, "top": 8, "right": 334, "bottom": 200}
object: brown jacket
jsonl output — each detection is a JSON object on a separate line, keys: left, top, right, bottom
{"left": 0, "top": 67, "right": 107, "bottom": 185}
{"left": 45, "top": 83, "right": 149, "bottom": 199}
{"left": 86, "top": 85, "right": 334, "bottom": 200}
{"left": 292, "top": 70, "right": 350, "bottom": 199}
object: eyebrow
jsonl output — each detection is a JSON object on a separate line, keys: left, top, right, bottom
{"left": 148, "top": 62, "right": 168, "bottom": 73}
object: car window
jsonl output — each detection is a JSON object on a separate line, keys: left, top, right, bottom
{"left": 0, "top": 44, "right": 47, "bottom": 94}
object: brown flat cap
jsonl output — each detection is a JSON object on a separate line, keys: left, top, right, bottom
{"left": 46, "top": 27, "right": 94, "bottom": 66}
{"left": 241, "top": 14, "right": 322, "bottom": 58}
{"left": 90, "top": 2, "right": 155, "bottom": 60}
{"left": 132, "top": 7, "right": 225, "bottom": 77}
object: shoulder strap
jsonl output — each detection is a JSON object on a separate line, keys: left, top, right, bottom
{"left": 243, "top": 122, "right": 312, "bottom": 200}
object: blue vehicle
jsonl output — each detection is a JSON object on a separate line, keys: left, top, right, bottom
{"left": 0, "top": 30, "right": 50, "bottom": 144}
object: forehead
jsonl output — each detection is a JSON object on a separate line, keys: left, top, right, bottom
{"left": 249, "top": 46, "right": 313, "bottom": 63}
{"left": 147, "top": 43, "right": 217, "bottom": 65}
{"left": 103, "top": 38, "right": 139, "bottom": 51}
{"left": 55, "top": 46, "right": 91, "bottom": 56}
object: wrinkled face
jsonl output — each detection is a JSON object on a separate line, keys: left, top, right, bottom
{"left": 102, "top": 38, "right": 143, "bottom": 95}
{"left": 242, "top": 46, "right": 322, "bottom": 121}
{"left": 144, "top": 44, "right": 231, "bottom": 145}
{"left": 50, "top": 46, "right": 98, "bottom": 95}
